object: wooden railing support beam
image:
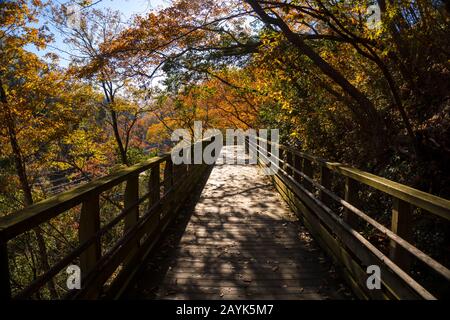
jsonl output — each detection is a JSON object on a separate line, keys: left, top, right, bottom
{"left": 124, "top": 174, "right": 140, "bottom": 255}
{"left": 389, "top": 198, "right": 413, "bottom": 271}
{"left": 164, "top": 159, "right": 173, "bottom": 193}
{"left": 286, "top": 151, "right": 293, "bottom": 176}
{"left": 149, "top": 165, "right": 161, "bottom": 206}
{"left": 344, "top": 177, "right": 359, "bottom": 229}
{"left": 79, "top": 194, "right": 101, "bottom": 291}
{"left": 294, "top": 154, "right": 302, "bottom": 182}
{"left": 303, "top": 158, "right": 313, "bottom": 192}
{"left": 320, "top": 166, "right": 332, "bottom": 207}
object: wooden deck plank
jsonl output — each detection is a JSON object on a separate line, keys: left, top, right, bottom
{"left": 124, "top": 146, "right": 352, "bottom": 300}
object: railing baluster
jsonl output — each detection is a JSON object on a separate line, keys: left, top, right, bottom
{"left": 294, "top": 154, "right": 302, "bottom": 182}
{"left": 344, "top": 177, "right": 359, "bottom": 228}
{"left": 79, "top": 194, "right": 101, "bottom": 283}
{"left": 303, "top": 158, "right": 313, "bottom": 191}
{"left": 286, "top": 151, "right": 293, "bottom": 176}
{"left": 0, "top": 241, "right": 11, "bottom": 299}
{"left": 149, "top": 165, "right": 161, "bottom": 206}
{"left": 141, "top": 165, "right": 161, "bottom": 243}
{"left": 281, "top": 149, "right": 287, "bottom": 172}
{"left": 164, "top": 158, "right": 173, "bottom": 193}
{"left": 124, "top": 174, "right": 140, "bottom": 255}
{"left": 320, "top": 165, "right": 332, "bottom": 207}
{"left": 389, "top": 198, "right": 413, "bottom": 270}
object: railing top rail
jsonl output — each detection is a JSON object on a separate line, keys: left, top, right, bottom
{"left": 255, "top": 137, "right": 450, "bottom": 221}
{"left": 0, "top": 155, "right": 168, "bottom": 241}
{"left": 320, "top": 162, "right": 450, "bottom": 221}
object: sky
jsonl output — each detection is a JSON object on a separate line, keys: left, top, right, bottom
{"left": 30, "top": 0, "right": 170, "bottom": 66}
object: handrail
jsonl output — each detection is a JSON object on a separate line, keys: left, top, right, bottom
{"left": 248, "top": 136, "right": 450, "bottom": 299}
{"left": 0, "top": 156, "right": 167, "bottom": 242}
{"left": 248, "top": 139, "right": 450, "bottom": 281}
{"left": 249, "top": 140, "right": 435, "bottom": 299}
{"left": 0, "top": 137, "right": 217, "bottom": 299}
{"left": 255, "top": 136, "right": 450, "bottom": 221}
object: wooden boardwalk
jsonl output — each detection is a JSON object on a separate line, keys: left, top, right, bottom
{"left": 4, "top": 138, "right": 447, "bottom": 299}
{"left": 124, "top": 146, "right": 351, "bottom": 300}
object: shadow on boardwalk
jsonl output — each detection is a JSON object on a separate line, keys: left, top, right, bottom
{"left": 123, "top": 146, "right": 353, "bottom": 300}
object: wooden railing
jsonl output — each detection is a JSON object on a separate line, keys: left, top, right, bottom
{"left": 0, "top": 138, "right": 216, "bottom": 300}
{"left": 246, "top": 136, "right": 450, "bottom": 300}
{"left": 2, "top": 133, "right": 448, "bottom": 300}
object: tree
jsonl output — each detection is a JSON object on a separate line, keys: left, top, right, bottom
{"left": 53, "top": 6, "right": 141, "bottom": 165}
{"left": 0, "top": 0, "right": 95, "bottom": 298}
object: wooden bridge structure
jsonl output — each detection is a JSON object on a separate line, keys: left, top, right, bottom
{"left": 0, "top": 136, "right": 449, "bottom": 300}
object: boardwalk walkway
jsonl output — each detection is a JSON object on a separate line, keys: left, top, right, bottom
{"left": 124, "top": 146, "right": 350, "bottom": 299}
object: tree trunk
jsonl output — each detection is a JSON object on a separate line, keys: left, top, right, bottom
{"left": 101, "top": 81, "right": 129, "bottom": 166}
{"left": 110, "top": 109, "right": 129, "bottom": 166}
{"left": 246, "top": 0, "right": 389, "bottom": 156}
{"left": 0, "top": 80, "right": 58, "bottom": 299}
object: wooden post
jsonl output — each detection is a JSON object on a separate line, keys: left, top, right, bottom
{"left": 149, "top": 165, "right": 161, "bottom": 206}
{"left": 0, "top": 241, "right": 11, "bottom": 299}
{"left": 320, "top": 166, "right": 332, "bottom": 207}
{"left": 79, "top": 194, "right": 101, "bottom": 280}
{"left": 389, "top": 198, "right": 413, "bottom": 271}
{"left": 294, "top": 154, "right": 302, "bottom": 182}
{"left": 286, "top": 151, "right": 293, "bottom": 176}
{"left": 281, "top": 149, "right": 287, "bottom": 172}
{"left": 124, "top": 174, "right": 140, "bottom": 253}
{"left": 303, "top": 158, "right": 313, "bottom": 192}
{"left": 344, "top": 177, "right": 359, "bottom": 229}
{"left": 144, "top": 165, "right": 161, "bottom": 243}
{"left": 164, "top": 158, "right": 173, "bottom": 193}
{"left": 173, "top": 147, "right": 186, "bottom": 182}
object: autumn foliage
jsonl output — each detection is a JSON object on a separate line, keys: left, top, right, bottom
{"left": 1, "top": 0, "right": 449, "bottom": 298}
